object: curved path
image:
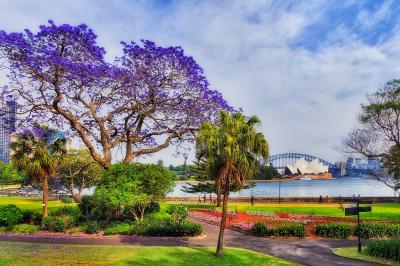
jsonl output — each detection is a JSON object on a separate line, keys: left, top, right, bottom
{"left": 0, "top": 221, "right": 377, "bottom": 266}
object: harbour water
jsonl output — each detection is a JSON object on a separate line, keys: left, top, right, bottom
{"left": 168, "top": 177, "right": 397, "bottom": 197}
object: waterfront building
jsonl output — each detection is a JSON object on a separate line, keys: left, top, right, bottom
{"left": 0, "top": 100, "right": 16, "bottom": 163}
{"left": 284, "top": 157, "right": 328, "bottom": 175}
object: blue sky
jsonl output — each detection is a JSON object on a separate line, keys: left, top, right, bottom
{"left": 1, "top": 0, "right": 400, "bottom": 165}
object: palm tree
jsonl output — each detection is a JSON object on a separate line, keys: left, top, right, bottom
{"left": 196, "top": 111, "right": 268, "bottom": 257}
{"left": 10, "top": 125, "right": 66, "bottom": 217}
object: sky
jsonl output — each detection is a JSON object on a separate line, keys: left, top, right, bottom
{"left": 0, "top": 0, "right": 400, "bottom": 166}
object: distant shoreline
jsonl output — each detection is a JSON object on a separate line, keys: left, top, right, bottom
{"left": 175, "top": 177, "right": 336, "bottom": 184}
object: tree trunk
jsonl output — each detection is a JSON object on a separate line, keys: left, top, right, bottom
{"left": 73, "top": 193, "right": 82, "bottom": 203}
{"left": 216, "top": 192, "right": 229, "bottom": 257}
{"left": 216, "top": 193, "right": 222, "bottom": 207}
{"left": 42, "top": 175, "right": 49, "bottom": 217}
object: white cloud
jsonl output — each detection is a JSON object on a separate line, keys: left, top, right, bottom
{"left": 0, "top": 0, "right": 399, "bottom": 165}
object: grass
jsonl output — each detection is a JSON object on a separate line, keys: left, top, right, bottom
{"left": 165, "top": 202, "right": 400, "bottom": 222}
{"left": 333, "top": 247, "right": 400, "bottom": 266}
{"left": 0, "top": 241, "right": 297, "bottom": 266}
{"left": 0, "top": 196, "right": 75, "bottom": 211}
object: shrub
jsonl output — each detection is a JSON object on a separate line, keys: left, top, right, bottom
{"left": 22, "top": 210, "right": 42, "bottom": 225}
{"left": 144, "top": 220, "right": 202, "bottom": 237}
{"left": 366, "top": 240, "right": 400, "bottom": 262}
{"left": 358, "top": 222, "right": 400, "bottom": 239}
{"left": 51, "top": 206, "right": 81, "bottom": 219}
{"left": 61, "top": 197, "right": 74, "bottom": 204}
{"left": 104, "top": 222, "right": 133, "bottom": 235}
{"left": 0, "top": 205, "right": 23, "bottom": 227}
{"left": 42, "top": 215, "right": 76, "bottom": 232}
{"left": 145, "top": 201, "right": 160, "bottom": 214}
{"left": 79, "top": 195, "right": 95, "bottom": 217}
{"left": 11, "top": 224, "right": 38, "bottom": 234}
{"left": 84, "top": 221, "right": 100, "bottom": 234}
{"left": 274, "top": 223, "right": 305, "bottom": 238}
{"left": 166, "top": 205, "right": 188, "bottom": 225}
{"left": 251, "top": 222, "right": 274, "bottom": 237}
{"left": 0, "top": 226, "right": 6, "bottom": 233}
{"left": 315, "top": 223, "right": 353, "bottom": 239}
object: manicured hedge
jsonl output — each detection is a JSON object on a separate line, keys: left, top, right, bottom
{"left": 0, "top": 205, "right": 23, "bottom": 227}
{"left": 366, "top": 240, "right": 400, "bottom": 262}
{"left": 251, "top": 222, "right": 305, "bottom": 238}
{"left": 315, "top": 223, "right": 353, "bottom": 239}
{"left": 359, "top": 222, "right": 400, "bottom": 239}
{"left": 11, "top": 224, "right": 38, "bottom": 234}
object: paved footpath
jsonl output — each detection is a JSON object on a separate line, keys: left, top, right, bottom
{"left": 0, "top": 220, "right": 377, "bottom": 266}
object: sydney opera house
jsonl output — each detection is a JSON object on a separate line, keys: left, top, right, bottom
{"left": 284, "top": 158, "right": 329, "bottom": 176}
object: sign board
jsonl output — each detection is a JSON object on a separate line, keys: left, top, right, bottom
{"left": 345, "top": 206, "right": 372, "bottom": 216}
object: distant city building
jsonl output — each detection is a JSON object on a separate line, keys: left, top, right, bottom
{"left": 0, "top": 100, "right": 16, "bottom": 163}
{"left": 284, "top": 157, "right": 329, "bottom": 175}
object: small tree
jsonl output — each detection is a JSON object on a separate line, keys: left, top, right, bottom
{"left": 57, "top": 149, "right": 103, "bottom": 203}
{"left": 196, "top": 111, "right": 268, "bottom": 256}
{"left": 342, "top": 79, "right": 400, "bottom": 195}
{"left": 10, "top": 125, "right": 66, "bottom": 217}
{"left": 0, "top": 162, "right": 26, "bottom": 196}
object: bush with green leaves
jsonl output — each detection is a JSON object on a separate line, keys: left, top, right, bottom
{"left": 61, "top": 197, "right": 74, "bottom": 204}
{"left": 0, "top": 226, "right": 6, "bottom": 233}
{"left": 104, "top": 222, "right": 134, "bottom": 235}
{"left": 274, "top": 223, "right": 305, "bottom": 238}
{"left": 359, "top": 222, "right": 400, "bottom": 239}
{"left": 84, "top": 221, "right": 100, "bottom": 234}
{"left": 42, "top": 215, "right": 76, "bottom": 232}
{"left": 79, "top": 195, "right": 96, "bottom": 218}
{"left": 0, "top": 204, "right": 23, "bottom": 227}
{"left": 51, "top": 206, "right": 81, "bottom": 219}
{"left": 145, "top": 201, "right": 160, "bottom": 214}
{"left": 251, "top": 222, "right": 274, "bottom": 237}
{"left": 366, "top": 240, "right": 400, "bottom": 262}
{"left": 251, "top": 222, "right": 305, "bottom": 238}
{"left": 93, "top": 163, "right": 174, "bottom": 220}
{"left": 22, "top": 210, "right": 42, "bottom": 225}
{"left": 143, "top": 220, "right": 202, "bottom": 237}
{"left": 166, "top": 204, "right": 188, "bottom": 225}
{"left": 315, "top": 223, "right": 353, "bottom": 239}
{"left": 11, "top": 224, "right": 38, "bottom": 234}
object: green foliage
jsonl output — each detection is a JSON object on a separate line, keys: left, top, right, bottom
{"left": 51, "top": 206, "right": 81, "bottom": 220}
{"left": 104, "top": 222, "right": 133, "bottom": 235}
{"left": 84, "top": 221, "right": 100, "bottom": 234}
{"left": 144, "top": 220, "right": 202, "bottom": 237}
{"left": 0, "top": 161, "right": 26, "bottom": 184}
{"left": 166, "top": 204, "right": 188, "bottom": 225}
{"left": 0, "top": 204, "right": 23, "bottom": 227}
{"left": 79, "top": 195, "right": 95, "bottom": 217}
{"left": 42, "top": 215, "right": 76, "bottom": 232}
{"left": 11, "top": 224, "right": 38, "bottom": 234}
{"left": 254, "top": 165, "right": 281, "bottom": 180}
{"left": 315, "top": 223, "right": 353, "bottom": 239}
{"left": 274, "top": 223, "right": 305, "bottom": 238}
{"left": 93, "top": 163, "right": 174, "bottom": 220}
{"left": 366, "top": 240, "right": 400, "bottom": 262}
{"left": 145, "top": 201, "right": 160, "bottom": 214}
{"left": 61, "top": 197, "right": 74, "bottom": 204}
{"left": 22, "top": 210, "right": 42, "bottom": 225}
{"left": 251, "top": 222, "right": 305, "bottom": 238}
{"left": 251, "top": 222, "right": 274, "bottom": 237}
{"left": 359, "top": 222, "right": 400, "bottom": 239}
{"left": 0, "top": 226, "right": 6, "bottom": 233}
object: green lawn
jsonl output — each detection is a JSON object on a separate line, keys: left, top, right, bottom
{"left": 333, "top": 247, "right": 400, "bottom": 266}
{"left": 0, "top": 241, "right": 297, "bottom": 266}
{"left": 0, "top": 196, "right": 75, "bottom": 211}
{"left": 166, "top": 202, "right": 400, "bottom": 222}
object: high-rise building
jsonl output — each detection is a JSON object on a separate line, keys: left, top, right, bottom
{"left": 0, "top": 100, "right": 16, "bottom": 163}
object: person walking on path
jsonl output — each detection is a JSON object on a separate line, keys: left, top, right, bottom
{"left": 319, "top": 195, "right": 323, "bottom": 204}
{"left": 203, "top": 194, "right": 206, "bottom": 203}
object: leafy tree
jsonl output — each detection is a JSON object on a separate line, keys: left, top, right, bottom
{"left": 196, "top": 111, "right": 268, "bottom": 256}
{"left": 93, "top": 163, "right": 174, "bottom": 221}
{"left": 0, "top": 21, "right": 230, "bottom": 168}
{"left": 157, "top": 159, "right": 164, "bottom": 167}
{"left": 342, "top": 80, "right": 400, "bottom": 195}
{"left": 56, "top": 149, "right": 103, "bottom": 203}
{"left": 10, "top": 125, "right": 66, "bottom": 217}
{"left": 255, "top": 164, "right": 281, "bottom": 180}
{"left": 0, "top": 162, "right": 26, "bottom": 196}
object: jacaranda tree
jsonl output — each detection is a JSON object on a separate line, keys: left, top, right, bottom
{"left": 0, "top": 21, "right": 230, "bottom": 168}
{"left": 196, "top": 111, "right": 268, "bottom": 257}
{"left": 10, "top": 124, "right": 66, "bottom": 217}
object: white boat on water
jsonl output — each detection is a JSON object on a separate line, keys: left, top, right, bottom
{"left": 299, "top": 176, "right": 312, "bottom": 181}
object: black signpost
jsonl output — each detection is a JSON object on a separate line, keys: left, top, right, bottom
{"left": 344, "top": 196, "right": 372, "bottom": 253}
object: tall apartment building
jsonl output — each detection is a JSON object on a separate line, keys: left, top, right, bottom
{"left": 0, "top": 100, "right": 16, "bottom": 163}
